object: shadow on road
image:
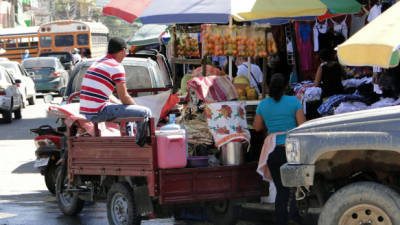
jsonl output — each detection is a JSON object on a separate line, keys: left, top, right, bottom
{"left": 12, "top": 160, "right": 39, "bottom": 174}
{"left": 0, "top": 117, "right": 58, "bottom": 140}
{"left": 0, "top": 191, "right": 108, "bottom": 225}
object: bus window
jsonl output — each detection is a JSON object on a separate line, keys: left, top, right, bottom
{"left": 40, "top": 36, "right": 52, "bottom": 47}
{"left": 31, "top": 37, "right": 38, "bottom": 47}
{"left": 55, "top": 35, "right": 73, "bottom": 46}
{"left": 6, "top": 39, "right": 16, "bottom": 49}
{"left": 77, "top": 34, "right": 88, "bottom": 45}
{"left": 19, "top": 38, "right": 29, "bottom": 48}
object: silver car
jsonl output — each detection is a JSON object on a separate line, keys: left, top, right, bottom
{"left": 65, "top": 55, "right": 173, "bottom": 99}
{"left": 0, "top": 66, "right": 23, "bottom": 123}
{"left": 0, "top": 61, "right": 37, "bottom": 106}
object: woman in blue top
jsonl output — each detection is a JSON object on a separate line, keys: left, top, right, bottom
{"left": 254, "top": 73, "right": 306, "bottom": 225}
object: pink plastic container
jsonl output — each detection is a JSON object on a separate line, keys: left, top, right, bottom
{"left": 156, "top": 130, "right": 187, "bottom": 169}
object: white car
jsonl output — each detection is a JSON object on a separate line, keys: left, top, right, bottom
{"left": 0, "top": 61, "right": 36, "bottom": 106}
{"left": 0, "top": 66, "right": 23, "bottom": 123}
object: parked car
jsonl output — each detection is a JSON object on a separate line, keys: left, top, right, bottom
{"left": 22, "top": 57, "right": 69, "bottom": 96}
{"left": 39, "top": 51, "right": 74, "bottom": 71}
{"left": 0, "top": 65, "right": 23, "bottom": 123}
{"left": 64, "top": 51, "right": 173, "bottom": 100}
{"left": 0, "top": 61, "right": 36, "bottom": 106}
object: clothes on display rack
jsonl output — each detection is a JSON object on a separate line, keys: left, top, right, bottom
{"left": 313, "top": 20, "right": 330, "bottom": 52}
{"left": 331, "top": 16, "right": 348, "bottom": 40}
{"left": 295, "top": 22, "right": 313, "bottom": 74}
{"left": 349, "top": 13, "right": 367, "bottom": 36}
{"left": 367, "top": 4, "right": 382, "bottom": 22}
{"left": 317, "top": 93, "right": 364, "bottom": 115}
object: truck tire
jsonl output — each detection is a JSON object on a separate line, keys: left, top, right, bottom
{"left": 318, "top": 181, "right": 400, "bottom": 225}
{"left": 206, "top": 199, "right": 240, "bottom": 225}
{"left": 28, "top": 94, "right": 36, "bottom": 105}
{"left": 107, "top": 182, "right": 141, "bottom": 225}
{"left": 56, "top": 165, "right": 84, "bottom": 216}
{"left": 2, "top": 110, "right": 12, "bottom": 123}
{"left": 14, "top": 104, "right": 22, "bottom": 120}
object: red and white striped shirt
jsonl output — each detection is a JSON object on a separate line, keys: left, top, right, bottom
{"left": 79, "top": 54, "right": 125, "bottom": 115}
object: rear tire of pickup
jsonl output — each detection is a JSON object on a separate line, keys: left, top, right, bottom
{"left": 107, "top": 182, "right": 141, "bottom": 225}
{"left": 318, "top": 182, "right": 400, "bottom": 225}
{"left": 206, "top": 199, "right": 240, "bottom": 225}
{"left": 55, "top": 166, "right": 84, "bottom": 216}
{"left": 14, "top": 105, "right": 22, "bottom": 120}
{"left": 28, "top": 94, "right": 36, "bottom": 105}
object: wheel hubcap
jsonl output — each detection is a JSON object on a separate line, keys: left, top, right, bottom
{"left": 339, "top": 204, "right": 392, "bottom": 225}
{"left": 111, "top": 193, "right": 128, "bottom": 225}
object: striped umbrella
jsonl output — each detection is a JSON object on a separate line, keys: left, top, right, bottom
{"left": 103, "top": 0, "right": 329, "bottom": 24}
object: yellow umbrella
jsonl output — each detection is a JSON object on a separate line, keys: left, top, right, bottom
{"left": 337, "top": 2, "right": 400, "bottom": 68}
{"left": 234, "top": 0, "right": 327, "bottom": 20}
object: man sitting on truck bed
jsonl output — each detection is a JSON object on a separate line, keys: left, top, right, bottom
{"left": 79, "top": 37, "right": 151, "bottom": 146}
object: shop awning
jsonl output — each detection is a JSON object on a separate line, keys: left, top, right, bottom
{"left": 103, "top": 0, "right": 328, "bottom": 24}
{"left": 236, "top": 0, "right": 327, "bottom": 21}
{"left": 127, "top": 24, "right": 170, "bottom": 46}
{"left": 337, "top": 2, "right": 400, "bottom": 68}
{"left": 320, "top": 0, "right": 361, "bottom": 14}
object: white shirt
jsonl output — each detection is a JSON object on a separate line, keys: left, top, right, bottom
{"left": 237, "top": 62, "right": 263, "bottom": 94}
{"left": 367, "top": 4, "right": 382, "bottom": 22}
{"left": 73, "top": 53, "right": 82, "bottom": 64}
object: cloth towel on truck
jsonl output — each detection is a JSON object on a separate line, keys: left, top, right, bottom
{"left": 187, "top": 75, "right": 239, "bottom": 103}
{"left": 205, "top": 101, "right": 250, "bottom": 148}
{"left": 257, "top": 132, "right": 285, "bottom": 182}
{"left": 47, "top": 91, "right": 172, "bottom": 137}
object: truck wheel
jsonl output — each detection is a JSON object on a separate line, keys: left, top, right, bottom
{"left": 44, "top": 164, "right": 57, "bottom": 195}
{"left": 14, "top": 104, "right": 22, "bottom": 120}
{"left": 318, "top": 182, "right": 400, "bottom": 225}
{"left": 2, "top": 110, "right": 12, "bottom": 123}
{"left": 207, "top": 199, "right": 240, "bottom": 225}
{"left": 28, "top": 94, "right": 36, "bottom": 105}
{"left": 56, "top": 166, "right": 84, "bottom": 216}
{"left": 107, "top": 182, "right": 141, "bottom": 225}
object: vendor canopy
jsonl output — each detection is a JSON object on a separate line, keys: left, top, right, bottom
{"left": 320, "top": 0, "right": 361, "bottom": 14}
{"left": 236, "top": 0, "right": 327, "bottom": 21}
{"left": 127, "top": 24, "right": 170, "bottom": 46}
{"left": 337, "top": 2, "right": 400, "bottom": 68}
{"left": 252, "top": 0, "right": 361, "bottom": 25}
{"left": 103, "top": 0, "right": 328, "bottom": 24}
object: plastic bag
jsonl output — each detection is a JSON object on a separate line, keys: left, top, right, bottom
{"left": 260, "top": 182, "right": 277, "bottom": 204}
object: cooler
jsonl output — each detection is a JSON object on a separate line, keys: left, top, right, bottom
{"left": 156, "top": 129, "right": 187, "bottom": 169}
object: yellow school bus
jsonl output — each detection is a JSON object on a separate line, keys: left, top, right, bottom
{"left": 38, "top": 20, "right": 109, "bottom": 58}
{"left": 0, "top": 26, "right": 39, "bottom": 62}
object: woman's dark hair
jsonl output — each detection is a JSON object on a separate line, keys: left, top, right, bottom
{"left": 319, "top": 48, "right": 334, "bottom": 61}
{"left": 269, "top": 73, "right": 287, "bottom": 102}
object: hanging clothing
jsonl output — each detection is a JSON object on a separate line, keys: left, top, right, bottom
{"left": 369, "top": 4, "right": 382, "bottom": 75}
{"left": 313, "top": 20, "right": 329, "bottom": 52}
{"left": 349, "top": 13, "right": 367, "bottom": 37}
{"left": 296, "top": 22, "right": 313, "bottom": 72}
{"left": 330, "top": 16, "right": 348, "bottom": 40}
{"left": 367, "top": 4, "right": 382, "bottom": 22}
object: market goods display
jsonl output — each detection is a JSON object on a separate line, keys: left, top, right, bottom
{"left": 175, "top": 33, "right": 200, "bottom": 57}
{"left": 202, "top": 24, "right": 275, "bottom": 58}
{"left": 233, "top": 75, "right": 258, "bottom": 100}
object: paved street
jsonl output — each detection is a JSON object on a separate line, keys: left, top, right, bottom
{"left": 0, "top": 97, "right": 316, "bottom": 225}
